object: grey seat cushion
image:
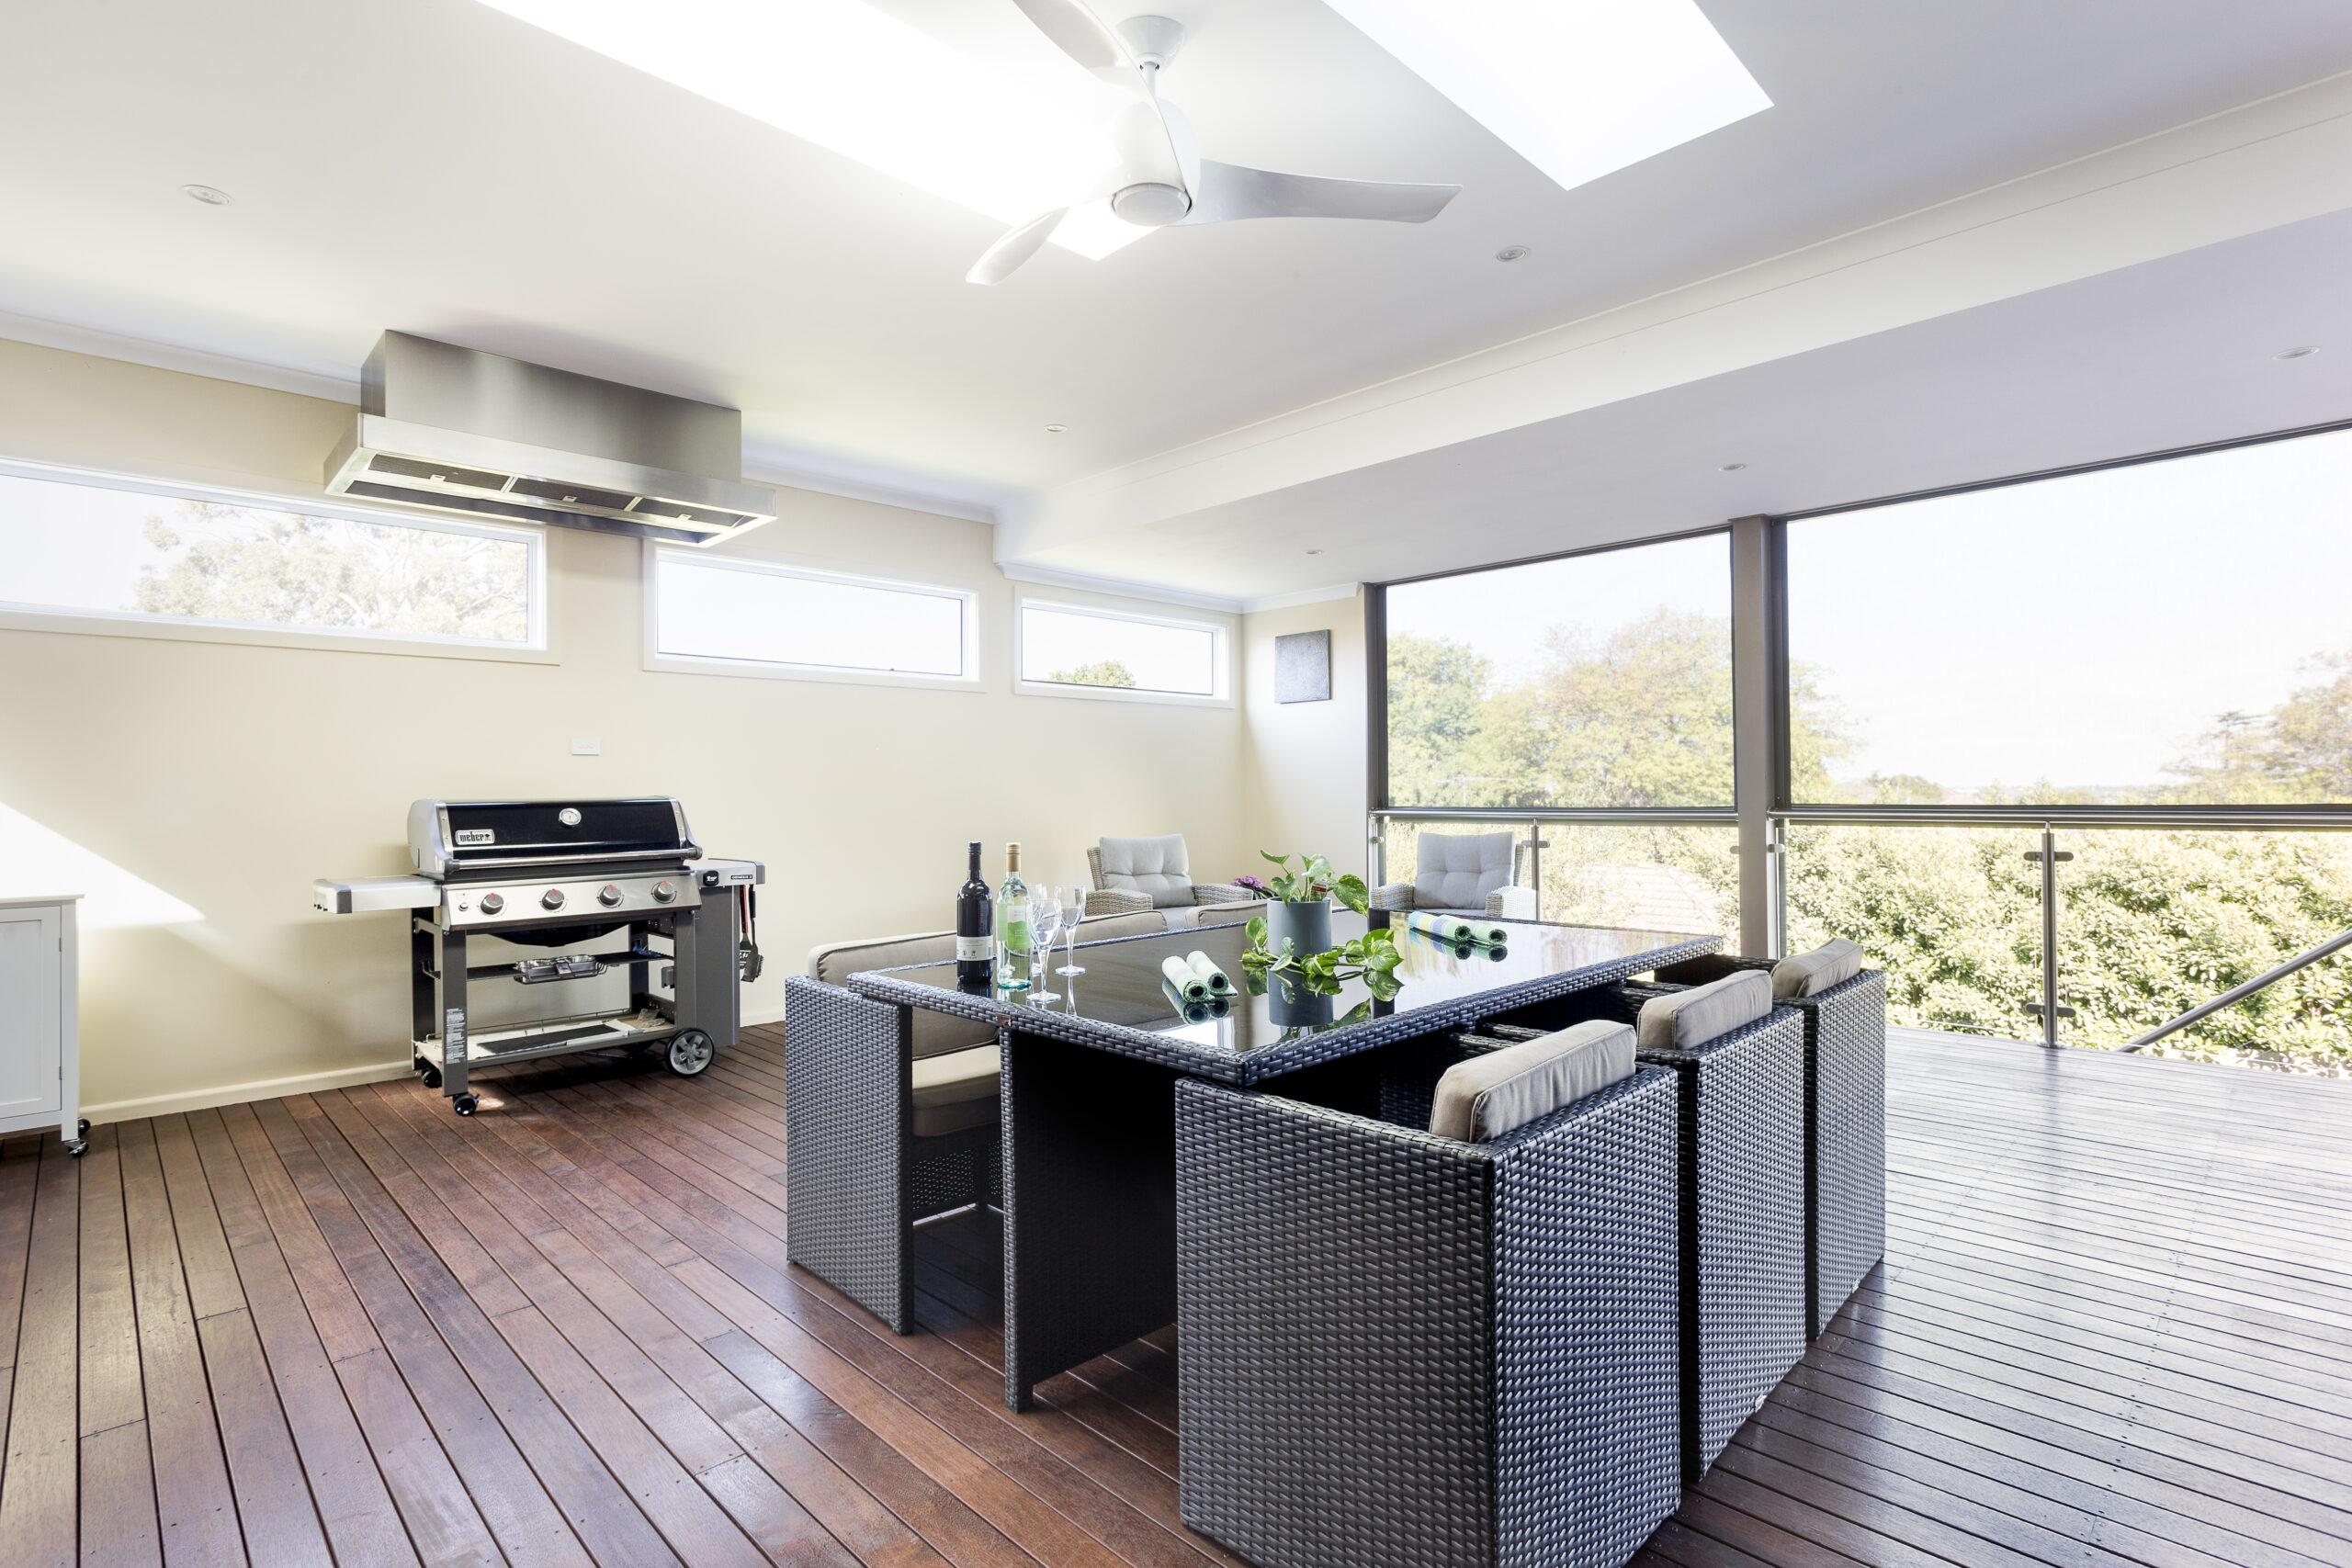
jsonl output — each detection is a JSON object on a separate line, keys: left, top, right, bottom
{"left": 1413, "top": 832, "right": 1514, "bottom": 914}
{"left": 805, "top": 931, "right": 994, "bottom": 1060}
{"left": 1773, "top": 938, "right": 1866, "bottom": 998}
{"left": 1429, "top": 1020, "right": 1635, "bottom": 1141}
{"left": 1077, "top": 910, "right": 1170, "bottom": 941}
{"left": 910, "top": 1044, "right": 999, "bottom": 1137}
{"left": 1636, "top": 969, "right": 1772, "bottom": 1053}
{"left": 1099, "top": 834, "right": 1194, "bottom": 908}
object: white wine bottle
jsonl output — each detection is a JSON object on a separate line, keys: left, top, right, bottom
{"left": 995, "top": 842, "right": 1032, "bottom": 992}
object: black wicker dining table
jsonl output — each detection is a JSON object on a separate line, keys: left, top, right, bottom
{"left": 847, "top": 912, "right": 1721, "bottom": 1410}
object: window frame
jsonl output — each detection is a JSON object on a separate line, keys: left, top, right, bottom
{"left": 1369, "top": 524, "right": 1737, "bottom": 816}
{"left": 1012, "top": 593, "right": 1232, "bottom": 707}
{"left": 641, "top": 545, "right": 982, "bottom": 691}
{"left": 0, "top": 456, "right": 552, "bottom": 662}
{"left": 1770, "top": 413, "right": 2352, "bottom": 829}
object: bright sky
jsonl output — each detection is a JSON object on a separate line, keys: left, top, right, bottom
{"left": 1019, "top": 606, "right": 1216, "bottom": 694}
{"left": 0, "top": 469, "right": 167, "bottom": 611}
{"left": 1790, "top": 427, "right": 2352, "bottom": 791}
{"left": 1383, "top": 425, "right": 2352, "bottom": 794}
{"left": 1386, "top": 532, "right": 1730, "bottom": 686}
{"left": 659, "top": 556, "right": 968, "bottom": 674}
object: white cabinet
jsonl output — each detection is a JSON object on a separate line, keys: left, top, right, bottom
{"left": 0, "top": 897, "right": 83, "bottom": 1155}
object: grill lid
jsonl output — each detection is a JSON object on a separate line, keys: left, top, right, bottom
{"left": 409, "top": 798, "right": 700, "bottom": 878}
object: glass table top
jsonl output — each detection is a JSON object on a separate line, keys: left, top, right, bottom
{"left": 853, "top": 912, "right": 1719, "bottom": 1061}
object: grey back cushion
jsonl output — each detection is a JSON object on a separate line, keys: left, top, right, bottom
{"left": 1773, "top": 937, "right": 1866, "bottom": 998}
{"left": 1099, "top": 834, "right": 1193, "bottom": 908}
{"left": 1413, "top": 831, "right": 1514, "bottom": 912}
{"left": 1636, "top": 969, "right": 1772, "bottom": 1053}
{"left": 806, "top": 931, "right": 994, "bottom": 1060}
{"left": 1430, "top": 1020, "right": 1635, "bottom": 1141}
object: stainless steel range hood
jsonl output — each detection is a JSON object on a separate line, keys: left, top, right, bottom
{"left": 324, "top": 333, "right": 775, "bottom": 547}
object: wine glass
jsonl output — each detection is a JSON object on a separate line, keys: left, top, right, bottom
{"left": 1027, "top": 887, "right": 1064, "bottom": 1001}
{"left": 1057, "top": 883, "right": 1089, "bottom": 976}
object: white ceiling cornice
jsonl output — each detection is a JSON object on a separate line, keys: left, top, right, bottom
{"left": 0, "top": 309, "right": 362, "bottom": 403}
{"left": 997, "top": 68, "right": 2352, "bottom": 562}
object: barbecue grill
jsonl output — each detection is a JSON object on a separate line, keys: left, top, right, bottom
{"left": 314, "top": 797, "right": 762, "bottom": 1114}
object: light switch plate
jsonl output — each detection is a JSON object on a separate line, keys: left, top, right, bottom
{"left": 571, "top": 737, "right": 601, "bottom": 756}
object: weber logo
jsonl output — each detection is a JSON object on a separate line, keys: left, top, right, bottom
{"left": 454, "top": 829, "right": 496, "bottom": 846}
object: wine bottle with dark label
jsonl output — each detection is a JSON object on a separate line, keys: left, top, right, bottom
{"left": 996, "top": 842, "right": 1032, "bottom": 992}
{"left": 956, "top": 840, "right": 992, "bottom": 989}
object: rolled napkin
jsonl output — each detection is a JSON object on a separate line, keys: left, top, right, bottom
{"left": 1448, "top": 941, "right": 1510, "bottom": 963}
{"left": 1160, "top": 976, "right": 1215, "bottom": 1023}
{"left": 1185, "top": 949, "right": 1237, "bottom": 996}
{"left": 1161, "top": 954, "right": 1211, "bottom": 1003}
{"left": 1406, "top": 909, "right": 1510, "bottom": 947}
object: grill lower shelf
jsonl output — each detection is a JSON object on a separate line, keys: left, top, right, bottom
{"left": 416, "top": 1007, "right": 680, "bottom": 1066}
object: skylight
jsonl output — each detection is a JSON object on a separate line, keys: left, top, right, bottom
{"left": 479, "top": 0, "right": 1142, "bottom": 259}
{"left": 1323, "top": 0, "right": 1770, "bottom": 193}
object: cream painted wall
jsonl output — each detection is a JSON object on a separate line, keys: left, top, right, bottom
{"left": 1238, "top": 593, "right": 1369, "bottom": 885}
{"left": 0, "top": 338, "right": 1249, "bottom": 1119}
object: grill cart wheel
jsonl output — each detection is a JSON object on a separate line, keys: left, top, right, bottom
{"left": 453, "top": 1092, "right": 480, "bottom": 1116}
{"left": 667, "top": 1030, "right": 716, "bottom": 1077}
{"left": 421, "top": 1066, "right": 442, "bottom": 1089}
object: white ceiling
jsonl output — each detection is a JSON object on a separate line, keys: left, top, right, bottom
{"left": 3, "top": 1, "right": 2349, "bottom": 596}
{"left": 1028, "top": 206, "right": 2352, "bottom": 597}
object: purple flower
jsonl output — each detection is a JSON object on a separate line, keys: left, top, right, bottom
{"left": 1233, "top": 874, "right": 1269, "bottom": 894}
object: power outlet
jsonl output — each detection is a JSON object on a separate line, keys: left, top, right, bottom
{"left": 571, "top": 737, "right": 601, "bottom": 756}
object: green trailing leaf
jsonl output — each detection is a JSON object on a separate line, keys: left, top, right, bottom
{"left": 1239, "top": 923, "right": 1403, "bottom": 1001}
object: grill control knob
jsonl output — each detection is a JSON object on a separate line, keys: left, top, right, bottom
{"left": 598, "top": 884, "right": 623, "bottom": 907}
{"left": 541, "top": 888, "right": 566, "bottom": 910}
{"left": 652, "top": 880, "right": 677, "bottom": 903}
{"left": 480, "top": 892, "right": 504, "bottom": 915}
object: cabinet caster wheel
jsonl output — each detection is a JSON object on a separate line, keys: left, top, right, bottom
{"left": 666, "top": 1029, "right": 715, "bottom": 1077}
{"left": 76, "top": 1120, "right": 89, "bottom": 1136}
{"left": 421, "top": 1066, "right": 443, "bottom": 1089}
{"left": 452, "top": 1093, "right": 479, "bottom": 1116}
{"left": 66, "top": 1140, "right": 87, "bottom": 1157}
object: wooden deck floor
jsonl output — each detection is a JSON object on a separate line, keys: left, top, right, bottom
{"left": 0, "top": 1027, "right": 2346, "bottom": 1568}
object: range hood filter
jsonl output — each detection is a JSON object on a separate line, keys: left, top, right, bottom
{"left": 325, "top": 333, "right": 775, "bottom": 547}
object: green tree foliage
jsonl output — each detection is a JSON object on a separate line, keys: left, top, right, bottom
{"left": 135, "top": 502, "right": 528, "bottom": 640}
{"left": 2162, "top": 654, "right": 2352, "bottom": 803}
{"left": 1389, "top": 607, "right": 2352, "bottom": 1074}
{"left": 1046, "top": 658, "right": 1138, "bottom": 688}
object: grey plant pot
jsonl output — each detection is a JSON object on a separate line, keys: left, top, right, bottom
{"left": 1266, "top": 897, "right": 1331, "bottom": 958}
{"left": 1267, "top": 972, "right": 1335, "bottom": 1029}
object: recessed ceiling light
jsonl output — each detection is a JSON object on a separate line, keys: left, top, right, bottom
{"left": 2274, "top": 345, "right": 2320, "bottom": 360}
{"left": 480, "top": 0, "right": 1140, "bottom": 261}
{"left": 1325, "top": 0, "right": 1770, "bottom": 195}
{"left": 181, "top": 184, "right": 232, "bottom": 206}
{"left": 1044, "top": 424, "right": 1068, "bottom": 434}
{"left": 1718, "top": 462, "right": 1747, "bottom": 472}
{"left": 1495, "top": 246, "right": 1529, "bottom": 263}
{"left": 1306, "top": 548, "right": 1324, "bottom": 556}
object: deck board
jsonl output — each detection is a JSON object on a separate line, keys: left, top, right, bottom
{"left": 0, "top": 1024, "right": 2346, "bottom": 1567}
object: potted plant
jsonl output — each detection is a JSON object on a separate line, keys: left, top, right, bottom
{"left": 1256, "top": 852, "right": 1369, "bottom": 959}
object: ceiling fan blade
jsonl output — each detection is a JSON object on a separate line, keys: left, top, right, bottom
{"left": 967, "top": 208, "right": 1070, "bottom": 285}
{"left": 1007, "top": 0, "right": 1136, "bottom": 82}
{"left": 1179, "top": 161, "right": 1462, "bottom": 225}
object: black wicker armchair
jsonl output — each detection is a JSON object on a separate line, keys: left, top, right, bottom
{"left": 783, "top": 970, "right": 999, "bottom": 1334}
{"left": 1652, "top": 952, "right": 1887, "bottom": 1339}
{"left": 1174, "top": 1034, "right": 1683, "bottom": 1568}
{"left": 1488, "top": 983, "right": 1808, "bottom": 1481}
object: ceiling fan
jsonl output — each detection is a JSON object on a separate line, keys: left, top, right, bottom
{"left": 967, "top": 0, "right": 1462, "bottom": 284}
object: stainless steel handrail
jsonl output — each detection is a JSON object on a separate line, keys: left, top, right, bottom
{"left": 2122, "top": 924, "right": 2352, "bottom": 1052}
